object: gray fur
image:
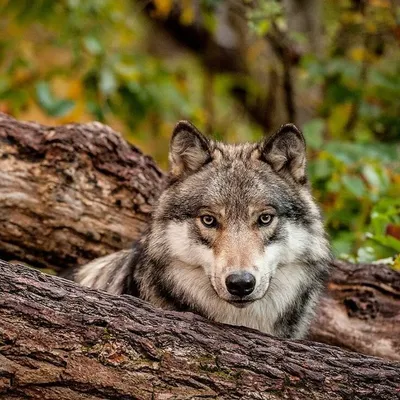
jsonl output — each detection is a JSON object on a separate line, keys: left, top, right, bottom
{"left": 70, "top": 121, "right": 332, "bottom": 339}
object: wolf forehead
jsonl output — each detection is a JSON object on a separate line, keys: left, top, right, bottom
{"left": 160, "top": 151, "right": 310, "bottom": 221}
{"left": 155, "top": 120, "right": 319, "bottom": 223}
{"left": 209, "top": 140, "right": 261, "bottom": 161}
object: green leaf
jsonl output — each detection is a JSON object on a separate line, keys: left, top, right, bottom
{"left": 51, "top": 100, "right": 75, "bottom": 117}
{"left": 99, "top": 68, "right": 117, "bottom": 96}
{"left": 370, "top": 234, "right": 400, "bottom": 252}
{"left": 0, "top": 76, "right": 10, "bottom": 93}
{"left": 331, "top": 231, "right": 355, "bottom": 258}
{"left": 83, "top": 36, "right": 103, "bottom": 55}
{"left": 362, "top": 164, "right": 388, "bottom": 194}
{"left": 341, "top": 175, "right": 366, "bottom": 198}
{"left": 308, "top": 158, "right": 333, "bottom": 180}
{"left": 356, "top": 246, "right": 377, "bottom": 263}
{"left": 35, "top": 81, "right": 75, "bottom": 117}
{"left": 303, "top": 118, "right": 324, "bottom": 150}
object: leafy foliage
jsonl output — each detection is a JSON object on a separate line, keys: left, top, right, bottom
{"left": 0, "top": 0, "right": 399, "bottom": 265}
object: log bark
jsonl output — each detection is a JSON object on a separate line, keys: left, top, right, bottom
{"left": 0, "top": 260, "right": 399, "bottom": 400}
{"left": 310, "top": 260, "right": 400, "bottom": 360}
{"left": 0, "top": 112, "right": 399, "bottom": 364}
{"left": 0, "top": 113, "right": 164, "bottom": 271}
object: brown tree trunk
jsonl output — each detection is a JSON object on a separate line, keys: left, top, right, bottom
{"left": 1, "top": 260, "right": 399, "bottom": 400}
{"left": 0, "top": 112, "right": 399, "bottom": 366}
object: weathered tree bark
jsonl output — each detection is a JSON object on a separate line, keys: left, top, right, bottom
{"left": 0, "top": 260, "right": 399, "bottom": 400}
{"left": 309, "top": 260, "right": 400, "bottom": 360}
{"left": 0, "top": 112, "right": 399, "bottom": 364}
{"left": 0, "top": 113, "right": 164, "bottom": 271}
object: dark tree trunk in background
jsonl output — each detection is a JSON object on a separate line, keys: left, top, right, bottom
{"left": 0, "top": 113, "right": 399, "bottom": 365}
{"left": 1, "top": 260, "right": 399, "bottom": 400}
{"left": 282, "top": 0, "right": 323, "bottom": 56}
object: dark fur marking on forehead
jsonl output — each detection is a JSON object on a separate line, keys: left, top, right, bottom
{"left": 160, "top": 168, "right": 314, "bottom": 231}
{"left": 157, "top": 195, "right": 203, "bottom": 222}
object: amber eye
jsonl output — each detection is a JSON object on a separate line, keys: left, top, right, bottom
{"left": 201, "top": 215, "right": 217, "bottom": 228}
{"left": 258, "top": 213, "right": 274, "bottom": 226}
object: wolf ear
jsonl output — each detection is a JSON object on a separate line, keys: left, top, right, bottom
{"left": 169, "top": 121, "right": 211, "bottom": 179}
{"left": 260, "top": 123, "right": 307, "bottom": 184}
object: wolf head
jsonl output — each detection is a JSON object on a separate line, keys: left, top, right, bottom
{"left": 148, "top": 121, "right": 329, "bottom": 312}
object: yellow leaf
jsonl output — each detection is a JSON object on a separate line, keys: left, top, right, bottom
{"left": 153, "top": 0, "right": 173, "bottom": 18}
{"left": 349, "top": 47, "right": 376, "bottom": 63}
{"left": 366, "top": 21, "right": 377, "bottom": 33}
{"left": 327, "top": 103, "right": 352, "bottom": 138}
{"left": 393, "top": 254, "right": 400, "bottom": 271}
{"left": 370, "top": 0, "right": 391, "bottom": 8}
{"left": 342, "top": 11, "right": 364, "bottom": 24}
{"left": 180, "top": 0, "right": 194, "bottom": 25}
{"left": 349, "top": 46, "right": 366, "bottom": 62}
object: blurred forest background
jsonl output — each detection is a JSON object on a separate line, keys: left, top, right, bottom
{"left": 0, "top": 0, "right": 399, "bottom": 265}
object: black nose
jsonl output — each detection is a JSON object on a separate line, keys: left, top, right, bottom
{"left": 225, "top": 272, "right": 256, "bottom": 297}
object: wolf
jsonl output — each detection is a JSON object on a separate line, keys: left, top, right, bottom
{"left": 69, "top": 121, "right": 331, "bottom": 339}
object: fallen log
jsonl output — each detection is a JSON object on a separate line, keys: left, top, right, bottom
{"left": 0, "top": 112, "right": 164, "bottom": 270}
{"left": 0, "top": 112, "right": 399, "bottom": 362}
{"left": 0, "top": 260, "right": 399, "bottom": 400}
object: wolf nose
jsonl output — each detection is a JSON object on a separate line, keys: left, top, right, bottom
{"left": 225, "top": 272, "right": 256, "bottom": 297}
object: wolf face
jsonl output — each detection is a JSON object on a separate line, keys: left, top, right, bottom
{"left": 72, "top": 120, "right": 331, "bottom": 338}
{"left": 148, "top": 121, "right": 330, "bottom": 323}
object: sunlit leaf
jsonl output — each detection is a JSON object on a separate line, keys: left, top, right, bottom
{"left": 99, "top": 67, "right": 117, "bottom": 96}
{"left": 341, "top": 175, "right": 366, "bottom": 198}
{"left": 303, "top": 118, "right": 324, "bottom": 150}
{"left": 35, "top": 81, "right": 75, "bottom": 117}
{"left": 393, "top": 254, "right": 400, "bottom": 271}
{"left": 83, "top": 36, "right": 103, "bottom": 55}
{"left": 180, "top": 0, "right": 194, "bottom": 25}
{"left": 153, "top": 0, "right": 173, "bottom": 18}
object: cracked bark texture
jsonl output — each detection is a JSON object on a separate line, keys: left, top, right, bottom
{"left": 0, "top": 112, "right": 164, "bottom": 271}
{"left": 0, "top": 112, "right": 399, "bottom": 365}
{"left": 0, "top": 260, "right": 399, "bottom": 400}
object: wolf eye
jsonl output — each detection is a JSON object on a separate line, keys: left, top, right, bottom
{"left": 258, "top": 213, "right": 274, "bottom": 226}
{"left": 200, "top": 215, "right": 217, "bottom": 228}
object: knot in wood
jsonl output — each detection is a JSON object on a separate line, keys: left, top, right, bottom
{"left": 344, "top": 289, "right": 379, "bottom": 320}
